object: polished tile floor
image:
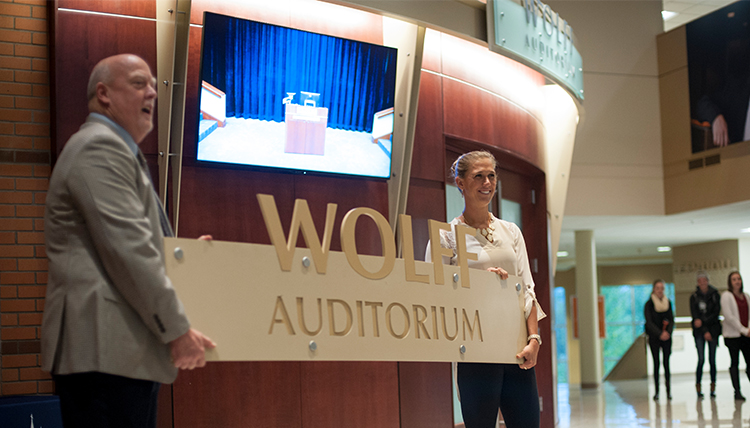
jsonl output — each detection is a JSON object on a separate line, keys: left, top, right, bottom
{"left": 557, "top": 373, "right": 750, "bottom": 427}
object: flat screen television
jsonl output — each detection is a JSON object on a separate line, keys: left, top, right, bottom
{"left": 196, "top": 12, "right": 398, "bottom": 179}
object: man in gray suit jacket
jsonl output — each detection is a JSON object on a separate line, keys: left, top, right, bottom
{"left": 42, "top": 54, "right": 215, "bottom": 428}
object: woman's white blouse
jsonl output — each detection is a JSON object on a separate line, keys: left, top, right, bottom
{"left": 721, "top": 290, "right": 750, "bottom": 338}
{"left": 425, "top": 214, "right": 546, "bottom": 321}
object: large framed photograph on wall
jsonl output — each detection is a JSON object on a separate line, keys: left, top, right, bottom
{"left": 687, "top": 2, "right": 750, "bottom": 153}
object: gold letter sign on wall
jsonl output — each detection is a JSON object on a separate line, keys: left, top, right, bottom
{"left": 164, "top": 194, "right": 527, "bottom": 363}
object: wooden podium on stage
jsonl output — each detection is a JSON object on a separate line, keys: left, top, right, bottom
{"left": 284, "top": 104, "right": 328, "bottom": 155}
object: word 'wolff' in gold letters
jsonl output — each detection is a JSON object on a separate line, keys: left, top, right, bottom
{"left": 257, "top": 194, "right": 479, "bottom": 288}
{"left": 269, "top": 297, "right": 483, "bottom": 342}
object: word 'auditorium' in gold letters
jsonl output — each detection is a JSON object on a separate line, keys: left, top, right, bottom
{"left": 257, "top": 194, "right": 485, "bottom": 342}
{"left": 163, "top": 194, "right": 526, "bottom": 363}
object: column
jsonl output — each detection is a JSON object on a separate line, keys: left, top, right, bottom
{"left": 575, "top": 230, "right": 602, "bottom": 388}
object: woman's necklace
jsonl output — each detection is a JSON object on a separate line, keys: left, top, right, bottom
{"left": 460, "top": 212, "right": 495, "bottom": 243}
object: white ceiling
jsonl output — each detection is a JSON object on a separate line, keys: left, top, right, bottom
{"left": 557, "top": 200, "right": 750, "bottom": 270}
{"left": 662, "top": 0, "right": 735, "bottom": 31}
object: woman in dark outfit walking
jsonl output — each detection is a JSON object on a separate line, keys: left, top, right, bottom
{"left": 644, "top": 279, "right": 674, "bottom": 401}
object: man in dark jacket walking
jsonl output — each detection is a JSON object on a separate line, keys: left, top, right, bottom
{"left": 690, "top": 270, "right": 722, "bottom": 399}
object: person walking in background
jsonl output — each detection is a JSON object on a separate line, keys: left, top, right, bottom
{"left": 690, "top": 270, "right": 722, "bottom": 399}
{"left": 644, "top": 279, "right": 674, "bottom": 401}
{"left": 721, "top": 271, "right": 750, "bottom": 401}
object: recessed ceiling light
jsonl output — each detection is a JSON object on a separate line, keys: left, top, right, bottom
{"left": 657, "top": 246, "right": 672, "bottom": 252}
{"left": 742, "top": 227, "right": 750, "bottom": 233}
{"left": 557, "top": 251, "right": 569, "bottom": 257}
{"left": 662, "top": 10, "right": 678, "bottom": 21}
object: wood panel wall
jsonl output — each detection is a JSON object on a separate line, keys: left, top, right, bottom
{"left": 50, "top": 1, "right": 553, "bottom": 427}
{"left": 174, "top": 2, "right": 402, "bottom": 428}
{"left": 50, "top": 0, "right": 446, "bottom": 426}
{"left": 51, "top": 0, "right": 159, "bottom": 160}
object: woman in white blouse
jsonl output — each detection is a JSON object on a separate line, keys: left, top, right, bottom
{"left": 425, "top": 150, "right": 546, "bottom": 428}
{"left": 721, "top": 271, "right": 750, "bottom": 401}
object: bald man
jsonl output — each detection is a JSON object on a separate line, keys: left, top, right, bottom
{"left": 42, "top": 54, "right": 215, "bottom": 428}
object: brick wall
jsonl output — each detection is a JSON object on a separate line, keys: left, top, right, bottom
{"left": 0, "top": 0, "right": 52, "bottom": 396}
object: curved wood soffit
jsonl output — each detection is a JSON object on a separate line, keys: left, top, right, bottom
{"left": 421, "top": 30, "right": 546, "bottom": 171}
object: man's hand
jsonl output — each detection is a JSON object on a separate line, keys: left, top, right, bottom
{"left": 694, "top": 318, "right": 703, "bottom": 328}
{"left": 712, "top": 115, "right": 729, "bottom": 147}
{"left": 704, "top": 331, "right": 712, "bottom": 342}
{"left": 516, "top": 339, "right": 539, "bottom": 370}
{"left": 198, "top": 235, "right": 213, "bottom": 241}
{"left": 659, "top": 331, "right": 670, "bottom": 341}
{"left": 169, "top": 328, "right": 216, "bottom": 370}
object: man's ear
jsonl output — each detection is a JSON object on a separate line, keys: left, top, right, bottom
{"left": 96, "top": 82, "right": 110, "bottom": 106}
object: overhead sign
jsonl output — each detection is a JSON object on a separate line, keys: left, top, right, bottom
{"left": 488, "top": 0, "right": 584, "bottom": 100}
{"left": 164, "top": 194, "right": 528, "bottom": 363}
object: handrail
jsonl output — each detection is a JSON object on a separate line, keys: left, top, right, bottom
{"left": 201, "top": 80, "right": 225, "bottom": 98}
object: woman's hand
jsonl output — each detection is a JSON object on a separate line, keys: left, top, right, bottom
{"left": 516, "top": 339, "right": 539, "bottom": 370}
{"left": 198, "top": 235, "right": 213, "bottom": 241}
{"left": 487, "top": 267, "right": 509, "bottom": 280}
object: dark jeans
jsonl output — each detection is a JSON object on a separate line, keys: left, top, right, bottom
{"left": 724, "top": 336, "right": 750, "bottom": 394}
{"left": 54, "top": 372, "right": 160, "bottom": 428}
{"left": 649, "top": 337, "right": 671, "bottom": 393}
{"left": 695, "top": 333, "right": 718, "bottom": 384}
{"left": 457, "top": 362, "right": 540, "bottom": 428}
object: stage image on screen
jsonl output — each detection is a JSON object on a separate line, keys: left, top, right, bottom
{"left": 197, "top": 12, "right": 398, "bottom": 179}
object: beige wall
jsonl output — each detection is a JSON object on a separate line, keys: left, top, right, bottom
{"left": 597, "top": 264, "right": 674, "bottom": 287}
{"left": 548, "top": 0, "right": 665, "bottom": 217}
{"left": 672, "top": 240, "right": 739, "bottom": 317}
{"left": 658, "top": 28, "right": 750, "bottom": 214}
{"left": 554, "top": 263, "right": 672, "bottom": 384}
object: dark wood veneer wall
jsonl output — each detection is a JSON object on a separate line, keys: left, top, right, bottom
{"left": 52, "top": 0, "right": 159, "bottom": 160}
{"left": 50, "top": 0, "right": 553, "bottom": 427}
{"left": 177, "top": 2, "right": 400, "bottom": 427}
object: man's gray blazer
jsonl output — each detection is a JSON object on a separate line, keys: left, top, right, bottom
{"left": 42, "top": 115, "right": 190, "bottom": 384}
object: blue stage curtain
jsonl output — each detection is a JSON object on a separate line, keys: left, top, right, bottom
{"left": 201, "top": 13, "right": 397, "bottom": 133}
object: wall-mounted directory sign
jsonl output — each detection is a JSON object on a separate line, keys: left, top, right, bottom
{"left": 488, "top": 0, "right": 584, "bottom": 100}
